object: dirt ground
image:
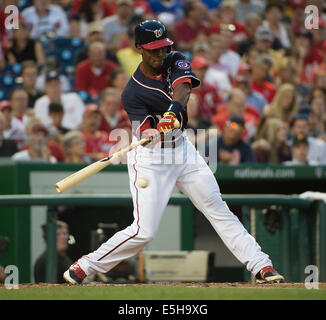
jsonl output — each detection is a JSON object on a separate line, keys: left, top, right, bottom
{"left": 2, "top": 282, "right": 325, "bottom": 290}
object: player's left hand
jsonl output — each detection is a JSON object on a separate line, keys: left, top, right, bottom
{"left": 157, "top": 112, "right": 176, "bottom": 133}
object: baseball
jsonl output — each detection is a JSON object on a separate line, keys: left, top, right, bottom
{"left": 137, "top": 176, "right": 149, "bottom": 188}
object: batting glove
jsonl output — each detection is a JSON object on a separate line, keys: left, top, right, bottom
{"left": 157, "top": 112, "right": 176, "bottom": 133}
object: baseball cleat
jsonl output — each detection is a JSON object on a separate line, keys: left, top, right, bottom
{"left": 63, "top": 262, "right": 87, "bottom": 285}
{"left": 255, "top": 266, "right": 285, "bottom": 284}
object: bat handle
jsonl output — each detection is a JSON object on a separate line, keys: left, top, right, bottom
{"left": 174, "top": 119, "right": 180, "bottom": 129}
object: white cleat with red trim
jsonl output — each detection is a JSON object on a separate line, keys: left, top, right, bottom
{"left": 63, "top": 262, "right": 87, "bottom": 285}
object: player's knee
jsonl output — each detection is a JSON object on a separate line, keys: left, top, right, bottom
{"left": 138, "top": 229, "right": 156, "bottom": 244}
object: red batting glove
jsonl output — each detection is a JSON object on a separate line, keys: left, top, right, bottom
{"left": 156, "top": 112, "right": 176, "bottom": 133}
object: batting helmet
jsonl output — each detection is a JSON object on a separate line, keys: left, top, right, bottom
{"left": 135, "top": 20, "right": 174, "bottom": 50}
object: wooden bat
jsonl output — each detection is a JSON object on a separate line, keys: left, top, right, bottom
{"left": 55, "top": 120, "right": 180, "bottom": 193}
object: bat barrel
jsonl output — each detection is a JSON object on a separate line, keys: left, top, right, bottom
{"left": 55, "top": 159, "right": 110, "bottom": 193}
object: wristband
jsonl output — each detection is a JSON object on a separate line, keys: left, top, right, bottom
{"left": 167, "top": 101, "right": 183, "bottom": 115}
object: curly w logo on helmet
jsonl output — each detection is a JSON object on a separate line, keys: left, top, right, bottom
{"left": 154, "top": 29, "right": 163, "bottom": 38}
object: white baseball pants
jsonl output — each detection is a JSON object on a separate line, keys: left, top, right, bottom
{"left": 78, "top": 134, "right": 272, "bottom": 277}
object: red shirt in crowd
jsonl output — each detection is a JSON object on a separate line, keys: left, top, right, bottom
{"left": 99, "top": 110, "right": 131, "bottom": 141}
{"left": 299, "top": 49, "right": 323, "bottom": 83}
{"left": 81, "top": 130, "right": 114, "bottom": 159}
{"left": 212, "top": 104, "right": 260, "bottom": 141}
{"left": 251, "top": 80, "right": 277, "bottom": 103}
{"left": 192, "top": 82, "right": 221, "bottom": 121}
{"left": 75, "top": 59, "right": 118, "bottom": 99}
{"left": 174, "top": 19, "right": 210, "bottom": 43}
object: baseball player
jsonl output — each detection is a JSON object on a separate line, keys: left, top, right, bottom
{"left": 64, "top": 20, "right": 284, "bottom": 285}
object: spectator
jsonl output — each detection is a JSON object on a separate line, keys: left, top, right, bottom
{"left": 314, "top": 71, "right": 326, "bottom": 93}
{"left": 77, "top": 0, "right": 109, "bottom": 39}
{"left": 75, "top": 21, "right": 118, "bottom": 65}
{"left": 214, "top": 115, "right": 256, "bottom": 164}
{"left": 251, "top": 54, "right": 277, "bottom": 103}
{"left": 186, "top": 92, "right": 212, "bottom": 131}
{"left": 0, "top": 100, "right": 26, "bottom": 149}
{"left": 310, "top": 94, "right": 326, "bottom": 138}
{"left": 298, "top": 104, "right": 317, "bottom": 138}
{"left": 21, "top": 0, "right": 70, "bottom": 39}
{"left": 34, "top": 70, "right": 85, "bottom": 130}
{"left": 309, "top": 0, "right": 326, "bottom": 21}
{"left": 191, "top": 56, "right": 221, "bottom": 121}
{"left": 99, "top": 88, "right": 131, "bottom": 143}
{"left": 235, "top": 0, "right": 265, "bottom": 23}
{"left": 212, "top": 88, "right": 260, "bottom": 141}
{"left": 109, "top": 68, "right": 129, "bottom": 98}
{"left": 47, "top": 102, "right": 70, "bottom": 137}
{"left": 61, "top": 130, "right": 91, "bottom": 163}
{"left": 173, "top": 0, "right": 210, "bottom": 52}
{"left": 81, "top": 104, "right": 115, "bottom": 161}
{"left": 102, "top": 0, "right": 134, "bottom": 51}
{"left": 75, "top": 42, "right": 119, "bottom": 100}
{"left": 237, "top": 13, "right": 263, "bottom": 56}
{"left": 251, "top": 117, "right": 291, "bottom": 163}
{"left": 263, "top": 83, "right": 299, "bottom": 127}
{"left": 116, "top": 24, "right": 142, "bottom": 77}
{"left": 34, "top": 220, "right": 73, "bottom": 283}
{"left": 11, "top": 117, "right": 57, "bottom": 163}
{"left": 242, "top": 45, "right": 261, "bottom": 70}
{"left": 275, "top": 57, "right": 311, "bottom": 106}
{"left": 204, "top": 35, "right": 232, "bottom": 96}
{"left": 192, "top": 41, "right": 210, "bottom": 60}
{"left": 262, "top": 0, "right": 293, "bottom": 49}
{"left": 36, "top": 56, "right": 71, "bottom": 93}
{"left": 5, "top": 18, "right": 45, "bottom": 65}
{"left": 309, "top": 40, "right": 326, "bottom": 84}
{"left": 251, "top": 26, "right": 284, "bottom": 74}
{"left": 311, "top": 18, "right": 326, "bottom": 57}
{"left": 0, "top": 45, "right": 5, "bottom": 70}
{"left": 290, "top": 113, "right": 326, "bottom": 165}
{"left": 0, "top": 112, "right": 18, "bottom": 157}
{"left": 148, "top": 0, "right": 184, "bottom": 22}
{"left": 233, "top": 71, "right": 268, "bottom": 115}
{"left": 284, "top": 135, "right": 318, "bottom": 165}
{"left": 10, "top": 87, "right": 30, "bottom": 130}
{"left": 289, "top": 0, "right": 307, "bottom": 35}
{"left": 210, "top": 1, "right": 247, "bottom": 47}
{"left": 208, "top": 33, "right": 241, "bottom": 79}
{"left": 294, "top": 28, "right": 322, "bottom": 84}
{"left": 21, "top": 60, "right": 43, "bottom": 109}
{"left": 186, "top": 93, "right": 213, "bottom": 148}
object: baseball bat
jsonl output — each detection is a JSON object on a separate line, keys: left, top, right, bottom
{"left": 55, "top": 119, "right": 180, "bottom": 193}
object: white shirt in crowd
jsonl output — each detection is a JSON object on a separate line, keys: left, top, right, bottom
{"left": 36, "top": 74, "right": 72, "bottom": 93}
{"left": 3, "top": 117, "right": 27, "bottom": 149}
{"left": 21, "top": 4, "right": 70, "bottom": 39}
{"left": 204, "top": 67, "right": 232, "bottom": 95}
{"left": 215, "top": 50, "right": 241, "bottom": 78}
{"left": 34, "top": 93, "right": 85, "bottom": 130}
{"left": 263, "top": 20, "right": 291, "bottom": 49}
{"left": 307, "top": 137, "right": 326, "bottom": 165}
{"left": 11, "top": 150, "right": 57, "bottom": 163}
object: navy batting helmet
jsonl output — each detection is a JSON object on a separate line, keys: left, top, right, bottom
{"left": 135, "top": 20, "right": 174, "bottom": 50}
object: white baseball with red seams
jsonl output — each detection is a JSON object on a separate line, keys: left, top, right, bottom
{"left": 76, "top": 133, "right": 272, "bottom": 277}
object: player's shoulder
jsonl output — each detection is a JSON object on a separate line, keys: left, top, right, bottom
{"left": 121, "top": 73, "right": 141, "bottom": 101}
{"left": 163, "top": 51, "right": 191, "bottom": 69}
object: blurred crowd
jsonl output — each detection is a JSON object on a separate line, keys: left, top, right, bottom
{"left": 0, "top": 0, "right": 326, "bottom": 165}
